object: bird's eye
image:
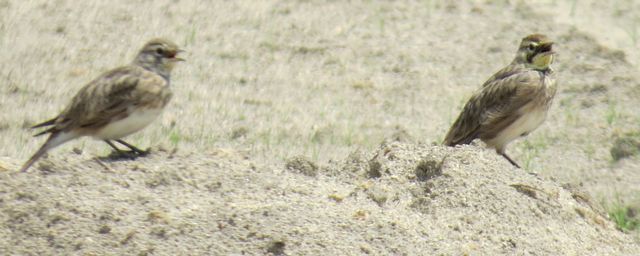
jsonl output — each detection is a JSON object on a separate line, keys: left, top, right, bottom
{"left": 156, "top": 48, "right": 164, "bottom": 55}
{"left": 528, "top": 44, "right": 536, "bottom": 51}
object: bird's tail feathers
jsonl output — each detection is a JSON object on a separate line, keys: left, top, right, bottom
{"left": 31, "top": 117, "right": 58, "bottom": 129}
{"left": 34, "top": 127, "right": 58, "bottom": 137}
{"left": 20, "top": 131, "right": 78, "bottom": 172}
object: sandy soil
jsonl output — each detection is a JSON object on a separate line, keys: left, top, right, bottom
{"left": 1, "top": 144, "right": 637, "bottom": 255}
{"left": 1, "top": 0, "right": 639, "bottom": 255}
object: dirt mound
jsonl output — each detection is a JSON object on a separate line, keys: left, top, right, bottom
{"left": 1, "top": 144, "right": 636, "bottom": 255}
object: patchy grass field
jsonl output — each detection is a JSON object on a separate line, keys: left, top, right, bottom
{"left": 1, "top": 0, "right": 640, "bottom": 254}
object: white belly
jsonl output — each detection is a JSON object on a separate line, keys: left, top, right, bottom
{"left": 93, "top": 107, "right": 163, "bottom": 140}
{"left": 486, "top": 107, "right": 547, "bottom": 150}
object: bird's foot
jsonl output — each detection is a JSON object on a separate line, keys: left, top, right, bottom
{"left": 107, "top": 148, "right": 150, "bottom": 160}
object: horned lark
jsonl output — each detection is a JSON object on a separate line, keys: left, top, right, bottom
{"left": 443, "top": 34, "right": 557, "bottom": 168}
{"left": 20, "top": 38, "right": 184, "bottom": 172}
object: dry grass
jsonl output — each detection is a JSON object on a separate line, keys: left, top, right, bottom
{"left": 0, "top": 0, "right": 639, "bottom": 214}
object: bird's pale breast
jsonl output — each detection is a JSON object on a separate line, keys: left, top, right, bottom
{"left": 485, "top": 103, "right": 548, "bottom": 150}
{"left": 92, "top": 106, "right": 164, "bottom": 140}
{"left": 485, "top": 72, "right": 556, "bottom": 150}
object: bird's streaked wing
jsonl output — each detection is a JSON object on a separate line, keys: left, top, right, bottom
{"left": 36, "top": 66, "right": 168, "bottom": 135}
{"left": 443, "top": 65, "right": 542, "bottom": 146}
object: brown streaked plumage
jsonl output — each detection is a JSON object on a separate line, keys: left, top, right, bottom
{"left": 20, "top": 38, "right": 184, "bottom": 172}
{"left": 443, "top": 34, "right": 557, "bottom": 168}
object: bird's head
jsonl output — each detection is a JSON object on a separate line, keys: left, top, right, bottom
{"left": 515, "top": 34, "right": 554, "bottom": 71}
{"left": 134, "top": 38, "right": 184, "bottom": 76}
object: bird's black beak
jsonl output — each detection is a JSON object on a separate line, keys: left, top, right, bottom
{"left": 537, "top": 42, "right": 553, "bottom": 54}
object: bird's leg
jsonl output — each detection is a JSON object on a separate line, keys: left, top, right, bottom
{"left": 104, "top": 140, "right": 138, "bottom": 159}
{"left": 104, "top": 140, "right": 123, "bottom": 152}
{"left": 499, "top": 151, "right": 521, "bottom": 168}
{"left": 114, "top": 139, "right": 149, "bottom": 156}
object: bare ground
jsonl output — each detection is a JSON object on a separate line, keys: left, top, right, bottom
{"left": 1, "top": 144, "right": 638, "bottom": 255}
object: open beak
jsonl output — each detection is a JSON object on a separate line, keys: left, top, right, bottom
{"left": 537, "top": 42, "right": 554, "bottom": 54}
{"left": 171, "top": 49, "right": 186, "bottom": 61}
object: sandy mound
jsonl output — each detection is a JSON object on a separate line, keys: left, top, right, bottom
{"left": 1, "top": 144, "right": 636, "bottom": 255}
